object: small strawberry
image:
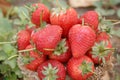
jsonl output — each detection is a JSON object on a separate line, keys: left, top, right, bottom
{"left": 23, "top": 45, "right": 46, "bottom": 71}
{"left": 37, "top": 60, "right": 66, "bottom": 80}
{"left": 69, "top": 24, "right": 96, "bottom": 58}
{"left": 87, "top": 32, "right": 113, "bottom": 64}
{"left": 79, "top": 11, "right": 99, "bottom": 31}
{"left": 50, "top": 7, "right": 78, "bottom": 37}
{"left": 32, "top": 24, "right": 63, "bottom": 55}
{"left": 17, "top": 30, "right": 31, "bottom": 50}
{"left": 31, "top": 3, "right": 50, "bottom": 26}
{"left": 49, "top": 39, "right": 71, "bottom": 63}
{"left": 67, "top": 56, "right": 95, "bottom": 80}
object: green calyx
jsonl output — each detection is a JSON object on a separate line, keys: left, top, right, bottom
{"left": 53, "top": 39, "right": 68, "bottom": 56}
{"left": 92, "top": 41, "right": 112, "bottom": 63}
{"left": 25, "top": 4, "right": 38, "bottom": 13}
{"left": 42, "top": 63, "right": 58, "bottom": 80}
{"left": 98, "top": 17, "right": 113, "bottom": 35}
{"left": 51, "top": 7, "right": 67, "bottom": 16}
{"left": 79, "top": 61, "right": 93, "bottom": 75}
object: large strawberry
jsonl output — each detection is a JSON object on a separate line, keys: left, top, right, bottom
{"left": 23, "top": 45, "right": 46, "bottom": 71}
{"left": 67, "top": 56, "right": 95, "bottom": 80}
{"left": 31, "top": 3, "right": 50, "bottom": 26}
{"left": 49, "top": 39, "right": 71, "bottom": 63}
{"left": 32, "top": 24, "right": 63, "bottom": 55}
{"left": 69, "top": 24, "right": 96, "bottom": 58}
{"left": 79, "top": 11, "right": 99, "bottom": 32}
{"left": 50, "top": 7, "right": 78, "bottom": 37}
{"left": 87, "top": 32, "right": 112, "bottom": 64}
{"left": 17, "top": 30, "right": 31, "bottom": 50}
{"left": 37, "top": 60, "right": 66, "bottom": 80}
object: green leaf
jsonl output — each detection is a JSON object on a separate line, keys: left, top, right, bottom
{"left": 93, "top": 1, "right": 103, "bottom": 8}
{"left": 4, "top": 73, "right": 17, "bottom": 80}
{"left": 0, "top": 17, "right": 12, "bottom": 41}
{"left": 109, "top": 0, "right": 120, "bottom": 5}
{"left": 13, "top": 66, "right": 23, "bottom": 78}
{"left": 117, "top": 9, "right": 120, "bottom": 18}
{"left": 95, "top": 8, "right": 115, "bottom": 16}
{"left": 0, "top": 50, "right": 7, "bottom": 60}
{"left": 4, "top": 58, "right": 17, "bottom": 69}
{"left": 2, "top": 44, "right": 17, "bottom": 57}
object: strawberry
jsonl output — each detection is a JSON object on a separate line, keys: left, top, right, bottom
{"left": 24, "top": 45, "right": 46, "bottom": 71}
{"left": 37, "top": 60, "right": 66, "bottom": 80}
{"left": 87, "top": 32, "right": 112, "bottom": 64}
{"left": 69, "top": 24, "right": 96, "bottom": 58}
{"left": 32, "top": 24, "right": 63, "bottom": 55}
{"left": 17, "top": 30, "right": 31, "bottom": 50}
{"left": 67, "top": 56, "right": 95, "bottom": 80}
{"left": 79, "top": 11, "right": 99, "bottom": 31}
{"left": 50, "top": 7, "right": 78, "bottom": 37}
{"left": 31, "top": 3, "right": 50, "bottom": 26}
{"left": 49, "top": 39, "right": 71, "bottom": 63}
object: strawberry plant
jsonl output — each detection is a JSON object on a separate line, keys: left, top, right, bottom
{"left": 0, "top": 9, "right": 22, "bottom": 80}
{"left": 94, "top": 0, "right": 120, "bottom": 18}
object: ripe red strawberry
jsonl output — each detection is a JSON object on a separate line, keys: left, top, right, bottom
{"left": 87, "top": 32, "right": 112, "bottom": 64}
{"left": 67, "top": 56, "right": 95, "bottom": 80}
{"left": 17, "top": 30, "right": 31, "bottom": 50}
{"left": 37, "top": 60, "right": 66, "bottom": 80}
{"left": 24, "top": 45, "right": 46, "bottom": 71}
{"left": 79, "top": 11, "right": 99, "bottom": 31}
{"left": 32, "top": 24, "right": 63, "bottom": 55}
{"left": 31, "top": 3, "right": 50, "bottom": 26}
{"left": 69, "top": 24, "right": 96, "bottom": 58}
{"left": 50, "top": 7, "right": 78, "bottom": 37}
{"left": 49, "top": 39, "right": 71, "bottom": 63}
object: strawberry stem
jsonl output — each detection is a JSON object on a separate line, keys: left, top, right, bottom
{"left": 106, "top": 19, "right": 119, "bottom": 22}
{"left": 103, "top": 48, "right": 115, "bottom": 52}
{"left": 113, "top": 21, "right": 120, "bottom": 25}
{"left": 82, "top": 18, "right": 84, "bottom": 26}
{"left": 40, "top": 10, "right": 43, "bottom": 27}
{"left": 0, "top": 41, "right": 16, "bottom": 44}
{"left": 18, "top": 48, "right": 36, "bottom": 53}
{"left": 44, "top": 48, "right": 54, "bottom": 51}
{"left": 8, "top": 55, "right": 18, "bottom": 60}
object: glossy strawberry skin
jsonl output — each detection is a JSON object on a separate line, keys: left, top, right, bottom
{"left": 32, "top": 24, "right": 63, "bottom": 55}
{"left": 31, "top": 3, "right": 50, "bottom": 26}
{"left": 87, "top": 32, "right": 112, "bottom": 64}
{"left": 49, "top": 40, "right": 72, "bottom": 63}
{"left": 69, "top": 24, "right": 96, "bottom": 58}
{"left": 24, "top": 45, "right": 46, "bottom": 71}
{"left": 67, "top": 56, "right": 95, "bottom": 80}
{"left": 17, "top": 30, "right": 31, "bottom": 50}
{"left": 37, "top": 60, "right": 66, "bottom": 80}
{"left": 50, "top": 8, "right": 78, "bottom": 37}
{"left": 79, "top": 11, "right": 99, "bottom": 31}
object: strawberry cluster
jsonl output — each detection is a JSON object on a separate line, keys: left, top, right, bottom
{"left": 17, "top": 3, "right": 113, "bottom": 80}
